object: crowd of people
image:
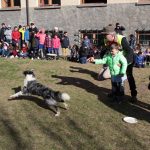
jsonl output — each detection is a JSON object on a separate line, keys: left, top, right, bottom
{"left": 0, "top": 22, "right": 149, "bottom": 66}
{"left": 0, "top": 23, "right": 70, "bottom": 60}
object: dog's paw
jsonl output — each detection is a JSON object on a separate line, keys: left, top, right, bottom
{"left": 55, "top": 112, "right": 60, "bottom": 117}
{"left": 64, "top": 103, "right": 69, "bottom": 110}
{"left": 9, "top": 95, "right": 15, "bottom": 99}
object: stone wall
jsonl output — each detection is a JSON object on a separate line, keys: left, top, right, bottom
{"left": 0, "top": 3, "right": 149, "bottom": 44}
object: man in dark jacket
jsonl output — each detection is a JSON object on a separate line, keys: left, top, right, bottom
{"left": 114, "top": 23, "right": 125, "bottom": 35}
{"left": 0, "top": 23, "right": 6, "bottom": 41}
{"left": 61, "top": 31, "right": 70, "bottom": 60}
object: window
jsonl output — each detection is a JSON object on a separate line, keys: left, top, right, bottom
{"left": 137, "top": 0, "right": 150, "bottom": 4}
{"left": 1, "top": 0, "right": 21, "bottom": 8}
{"left": 39, "top": 0, "right": 61, "bottom": 7}
{"left": 80, "top": 0, "right": 107, "bottom": 4}
{"left": 75, "top": 30, "right": 104, "bottom": 47}
{"left": 136, "top": 30, "right": 150, "bottom": 46}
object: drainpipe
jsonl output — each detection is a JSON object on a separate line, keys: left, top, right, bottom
{"left": 26, "top": 0, "right": 29, "bottom": 25}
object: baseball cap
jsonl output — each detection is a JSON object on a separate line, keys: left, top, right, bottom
{"left": 101, "top": 25, "right": 115, "bottom": 34}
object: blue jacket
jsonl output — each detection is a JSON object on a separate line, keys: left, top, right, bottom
{"left": 24, "top": 29, "right": 30, "bottom": 41}
{"left": 135, "top": 55, "right": 144, "bottom": 65}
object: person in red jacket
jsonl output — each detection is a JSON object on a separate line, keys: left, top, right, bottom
{"left": 19, "top": 42, "right": 28, "bottom": 58}
{"left": 12, "top": 26, "right": 21, "bottom": 47}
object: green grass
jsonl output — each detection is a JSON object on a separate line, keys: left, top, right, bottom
{"left": 0, "top": 58, "right": 149, "bottom": 150}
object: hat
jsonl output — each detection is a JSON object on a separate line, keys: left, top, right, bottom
{"left": 54, "top": 27, "right": 59, "bottom": 31}
{"left": 7, "top": 25, "right": 11, "bottom": 28}
{"left": 101, "top": 25, "right": 115, "bottom": 34}
{"left": 4, "top": 42, "right": 9, "bottom": 46}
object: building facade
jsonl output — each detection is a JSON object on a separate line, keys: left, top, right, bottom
{"left": 0, "top": 0, "right": 150, "bottom": 46}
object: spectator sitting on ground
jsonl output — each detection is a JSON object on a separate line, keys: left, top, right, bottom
{"left": 8, "top": 43, "right": 14, "bottom": 58}
{"left": 11, "top": 43, "right": 20, "bottom": 58}
{"left": 19, "top": 42, "right": 28, "bottom": 58}
{"left": 79, "top": 46, "right": 89, "bottom": 64}
{"left": 0, "top": 40, "right": 3, "bottom": 56}
{"left": 2, "top": 42, "right": 10, "bottom": 58}
{"left": 70, "top": 44, "right": 79, "bottom": 62}
{"left": 135, "top": 51, "right": 145, "bottom": 68}
{"left": 143, "top": 47, "right": 150, "bottom": 66}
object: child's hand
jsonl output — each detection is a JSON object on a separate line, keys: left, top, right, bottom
{"left": 117, "top": 64, "right": 121, "bottom": 67}
{"left": 87, "top": 57, "right": 95, "bottom": 63}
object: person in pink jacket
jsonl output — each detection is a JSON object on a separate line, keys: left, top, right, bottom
{"left": 36, "top": 28, "right": 46, "bottom": 59}
{"left": 52, "top": 35, "right": 61, "bottom": 59}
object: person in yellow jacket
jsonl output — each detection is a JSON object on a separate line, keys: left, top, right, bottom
{"left": 19, "top": 26, "right": 26, "bottom": 42}
{"left": 100, "top": 25, "right": 137, "bottom": 103}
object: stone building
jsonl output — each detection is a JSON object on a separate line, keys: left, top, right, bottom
{"left": 0, "top": 0, "right": 150, "bottom": 46}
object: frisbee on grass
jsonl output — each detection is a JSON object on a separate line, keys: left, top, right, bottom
{"left": 123, "top": 117, "right": 138, "bottom": 124}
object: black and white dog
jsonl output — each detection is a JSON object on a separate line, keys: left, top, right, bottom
{"left": 9, "top": 70, "right": 70, "bottom": 116}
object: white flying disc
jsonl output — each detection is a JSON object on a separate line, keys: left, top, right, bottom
{"left": 123, "top": 117, "right": 138, "bottom": 124}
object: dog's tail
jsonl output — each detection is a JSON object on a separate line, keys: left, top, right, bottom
{"left": 60, "top": 93, "right": 70, "bottom": 101}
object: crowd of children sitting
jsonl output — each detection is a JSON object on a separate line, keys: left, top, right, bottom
{"left": 133, "top": 44, "right": 150, "bottom": 68}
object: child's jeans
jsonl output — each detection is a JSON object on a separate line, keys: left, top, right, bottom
{"left": 79, "top": 56, "right": 87, "bottom": 64}
{"left": 111, "top": 75, "right": 127, "bottom": 101}
{"left": 53, "top": 48, "right": 59, "bottom": 59}
{"left": 47, "top": 47, "right": 53, "bottom": 53}
{"left": 2, "top": 50, "right": 10, "bottom": 57}
{"left": 0, "top": 49, "right": 4, "bottom": 55}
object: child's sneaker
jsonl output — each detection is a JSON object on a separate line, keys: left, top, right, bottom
{"left": 110, "top": 96, "right": 117, "bottom": 103}
{"left": 107, "top": 92, "right": 114, "bottom": 98}
{"left": 116, "top": 96, "right": 123, "bottom": 104}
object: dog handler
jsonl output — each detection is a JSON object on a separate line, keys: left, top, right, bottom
{"left": 100, "top": 25, "right": 137, "bottom": 103}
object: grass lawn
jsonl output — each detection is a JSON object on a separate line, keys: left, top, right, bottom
{"left": 0, "top": 58, "right": 149, "bottom": 150}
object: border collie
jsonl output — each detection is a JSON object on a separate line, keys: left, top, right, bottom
{"left": 9, "top": 70, "right": 70, "bottom": 116}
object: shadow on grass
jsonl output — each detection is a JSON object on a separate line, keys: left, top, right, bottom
{"left": 0, "top": 113, "right": 29, "bottom": 149}
{"left": 52, "top": 75, "right": 150, "bottom": 123}
{"left": 70, "top": 66, "right": 99, "bottom": 80}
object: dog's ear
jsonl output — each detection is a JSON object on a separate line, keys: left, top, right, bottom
{"left": 23, "top": 70, "right": 35, "bottom": 77}
{"left": 23, "top": 71, "right": 28, "bottom": 76}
